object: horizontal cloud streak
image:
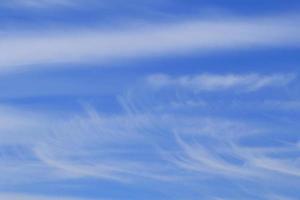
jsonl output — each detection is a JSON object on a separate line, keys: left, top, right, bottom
{"left": 146, "top": 73, "right": 296, "bottom": 91}
{"left": 0, "top": 14, "right": 300, "bottom": 71}
{"left": 1, "top": 0, "right": 77, "bottom": 9}
{"left": 0, "top": 193, "right": 94, "bottom": 200}
{"left": 0, "top": 72, "right": 298, "bottom": 185}
{"left": 0, "top": 71, "right": 299, "bottom": 199}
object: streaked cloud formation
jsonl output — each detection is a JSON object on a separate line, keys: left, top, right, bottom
{"left": 0, "top": 72, "right": 299, "bottom": 199}
{"left": 1, "top": 0, "right": 77, "bottom": 9}
{"left": 1, "top": 1, "right": 300, "bottom": 199}
{"left": 147, "top": 73, "right": 296, "bottom": 91}
{"left": 1, "top": 14, "right": 300, "bottom": 72}
{"left": 0, "top": 193, "right": 93, "bottom": 200}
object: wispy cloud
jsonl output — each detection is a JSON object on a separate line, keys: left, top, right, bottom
{"left": 0, "top": 71, "right": 299, "bottom": 199}
{"left": 0, "top": 106, "right": 177, "bottom": 183}
{"left": 0, "top": 14, "right": 300, "bottom": 72}
{"left": 266, "top": 194, "right": 299, "bottom": 200}
{"left": 0, "top": 83, "right": 298, "bottom": 185}
{"left": 0, "top": 193, "right": 94, "bottom": 200}
{"left": 262, "top": 100, "right": 300, "bottom": 111}
{"left": 146, "top": 73, "right": 296, "bottom": 92}
{"left": 2, "top": 0, "right": 77, "bottom": 9}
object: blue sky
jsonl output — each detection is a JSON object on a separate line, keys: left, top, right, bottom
{"left": 1, "top": 0, "right": 300, "bottom": 200}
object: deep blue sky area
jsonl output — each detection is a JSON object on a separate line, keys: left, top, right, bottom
{"left": 0, "top": 1, "right": 300, "bottom": 200}
{"left": 1, "top": 0, "right": 300, "bottom": 28}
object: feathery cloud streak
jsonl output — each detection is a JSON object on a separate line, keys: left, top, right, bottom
{"left": 0, "top": 73, "right": 299, "bottom": 184}
{"left": 1, "top": 0, "right": 77, "bottom": 9}
{"left": 0, "top": 72, "right": 299, "bottom": 199}
{"left": 0, "top": 15, "right": 300, "bottom": 72}
{"left": 0, "top": 193, "right": 93, "bottom": 200}
{"left": 146, "top": 73, "right": 296, "bottom": 91}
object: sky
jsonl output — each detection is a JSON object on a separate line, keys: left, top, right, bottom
{"left": 1, "top": 0, "right": 300, "bottom": 200}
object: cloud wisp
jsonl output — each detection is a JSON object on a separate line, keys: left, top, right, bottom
{"left": 0, "top": 73, "right": 299, "bottom": 199}
{"left": 0, "top": 193, "right": 94, "bottom": 200}
{"left": 0, "top": 14, "right": 300, "bottom": 72}
{"left": 146, "top": 73, "right": 296, "bottom": 92}
{"left": 1, "top": 0, "right": 78, "bottom": 9}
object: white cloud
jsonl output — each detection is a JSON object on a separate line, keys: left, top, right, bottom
{"left": 2, "top": 0, "right": 77, "bottom": 8}
{"left": 265, "top": 194, "right": 299, "bottom": 200}
{"left": 0, "top": 100, "right": 297, "bottom": 185}
{"left": 0, "top": 15, "right": 300, "bottom": 72}
{"left": 0, "top": 106, "right": 176, "bottom": 184}
{"left": 0, "top": 75, "right": 299, "bottom": 199}
{"left": 146, "top": 73, "right": 296, "bottom": 91}
{"left": 0, "top": 193, "right": 94, "bottom": 200}
{"left": 262, "top": 100, "right": 300, "bottom": 111}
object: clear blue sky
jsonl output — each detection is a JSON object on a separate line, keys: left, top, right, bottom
{"left": 0, "top": 1, "right": 300, "bottom": 200}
